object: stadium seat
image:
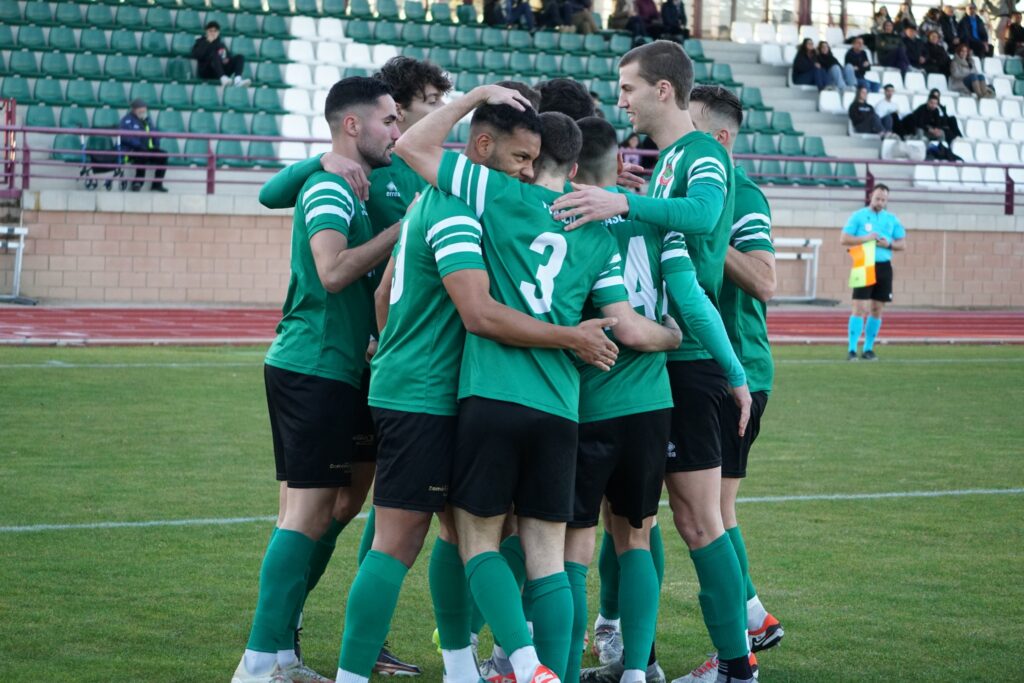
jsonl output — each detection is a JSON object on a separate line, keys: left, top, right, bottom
{"left": 587, "top": 57, "right": 615, "bottom": 79}
{"left": 23, "top": 1, "right": 55, "bottom": 26}
{"left": 283, "top": 88, "right": 314, "bottom": 115}
{"left": 1002, "top": 100, "right": 1022, "bottom": 121}
{"left": 732, "top": 21, "right": 754, "bottom": 43}
{"left": 214, "top": 0, "right": 242, "bottom": 11}
{"left": 253, "top": 88, "right": 285, "bottom": 114}
{"left": 1, "top": 75, "right": 33, "bottom": 103}
{"left": 753, "top": 22, "right": 775, "bottom": 43}
{"left": 481, "top": 28, "right": 506, "bottom": 50}
{"left": 771, "top": 110, "right": 799, "bottom": 135}
{"left": 803, "top": 136, "right": 827, "bottom": 157}
{"left": 785, "top": 160, "right": 812, "bottom": 184}
{"left": 964, "top": 117, "right": 987, "bottom": 140}
{"left": 223, "top": 86, "right": 253, "bottom": 112}
{"left": 988, "top": 120, "right": 1009, "bottom": 141}
{"left": 9, "top": 51, "right": 41, "bottom": 78}
{"left": 456, "top": 71, "right": 484, "bottom": 92}
{"left": 188, "top": 111, "right": 217, "bottom": 134}
{"left": 91, "top": 107, "right": 121, "bottom": 131}
{"left": 77, "top": 28, "right": 107, "bottom": 54}
{"left": 956, "top": 96, "right": 979, "bottom": 119}
{"left": 52, "top": 134, "right": 84, "bottom": 162}
{"left": 535, "top": 52, "right": 560, "bottom": 75}
{"left": 534, "top": 31, "right": 560, "bottom": 53}
{"left": 712, "top": 64, "right": 740, "bottom": 87}
{"left": 753, "top": 133, "right": 778, "bottom": 155}
{"left": 181, "top": 138, "right": 210, "bottom": 166}
{"left": 835, "top": 161, "right": 862, "bottom": 187}
{"left": 164, "top": 58, "right": 192, "bottom": 82}
{"left": 405, "top": 1, "right": 427, "bottom": 22}
{"left": 743, "top": 110, "right": 772, "bottom": 133}
{"left": 314, "top": 64, "right": 343, "bottom": 85}
{"left": 215, "top": 139, "right": 247, "bottom": 168}
{"left": 454, "top": 25, "right": 481, "bottom": 47}
{"left": 311, "top": 117, "right": 331, "bottom": 139}
{"left": 740, "top": 86, "right": 772, "bottom": 111}
{"left": 145, "top": 7, "right": 174, "bottom": 31}
{"left": 590, "top": 79, "right": 616, "bottom": 102}
{"left": 0, "top": 1, "right": 22, "bottom": 25}
{"left": 175, "top": 8, "right": 201, "bottom": 33}
{"left": 33, "top": 79, "right": 65, "bottom": 106}
{"left": 83, "top": 2, "right": 115, "bottom": 28}
{"left": 41, "top": 53, "right": 71, "bottom": 80}
{"left": 157, "top": 109, "right": 185, "bottom": 133}
{"left": 508, "top": 30, "right": 534, "bottom": 52}
{"left": 279, "top": 142, "right": 308, "bottom": 163}
{"left": 457, "top": 48, "right": 484, "bottom": 71}
{"left": 98, "top": 81, "right": 129, "bottom": 108}
{"left": 257, "top": 63, "right": 285, "bottom": 86}
{"left": 192, "top": 83, "right": 221, "bottom": 110}
{"left": 161, "top": 83, "right": 191, "bottom": 111}
{"left": 25, "top": 104, "right": 56, "bottom": 128}
{"left": 48, "top": 26, "right": 76, "bottom": 52}
{"left": 129, "top": 82, "right": 159, "bottom": 106}
{"left": 233, "top": 13, "right": 263, "bottom": 37}
{"left": 798, "top": 25, "right": 820, "bottom": 43}
{"left": 978, "top": 98, "right": 1000, "bottom": 120}
{"left": 684, "top": 40, "right": 709, "bottom": 62}
{"left": 693, "top": 61, "right": 712, "bottom": 83}
{"left": 113, "top": 30, "right": 143, "bottom": 55}
{"left": 903, "top": 71, "right": 927, "bottom": 93}
{"left": 759, "top": 159, "right": 783, "bottom": 184}
{"left": 259, "top": 37, "right": 287, "bottom": 63}
{"left": 734, "top": 134, "right": 752, "bottom": 155}
{"left": 760, "top": 44, "right": 785, "bottom": 66}
{"left": 59, "top": 106, "right": 89, "bottom": 129}
{"left": 456, "top": 3, "right": 477, "bottom": 24}
{"left": 349, "top": 0, "right": 373, "bottom": 18}
{"left": 219, "top": 111, "right": 248, "bottom": 136}
{"left": 251, "top": 113, "right": 281, "bottom": 137}
{"left": 65, "top": 80, "right": 98, "bottom": 107}
{"left": 16, "top": 26, "right": 46, "bottom": 51}
{"left": 281, "top": 114, "right": 311, "bottom": 138}
{"left": 810, "top": 160, "right": 837, "bottom": 185}
{"left": 926, "top": 73, "right": 949, "bottom": 94}
{"left": 378, "top": 0, "right": 400, "bottom": 18}
{"left": 319, "top": 17, "right": 345, "bottom": 40}
{"left": 776, "top": 24, "right": 799, "bottom": 44}
{"left": 562, "top": 54, "right": 587, "bottom": 77}
{"left": 779, "top": 135, "right": 803, "bottom": 157}
{"left": 142, "top": 32, "right": 171, "bottom": 57}
{"left": 115, "top": 5, "right": 146, "bottom": 30}
{"left": 247, "top": 141, "right": 282, "bottom": 168}
{"left": 103, "top": 55, "right": 134, "bottom": 81}
{"left": 0, "top": 25, "right": 13, "bottom": 50}
{"left": 347, "top": 19, "right": 377, "bottom": 42}
{"left": 561, "top": 33, "right": 586, "bottom": 54}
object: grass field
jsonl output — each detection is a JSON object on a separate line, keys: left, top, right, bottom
{"left": 1, "top": 344, "right": 1023, "bottom": 682}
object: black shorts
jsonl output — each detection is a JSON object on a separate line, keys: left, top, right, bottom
{"left": 852, "top": 260, "right": 893, "bottom": 302}
{"left": 449, "top": 397, "right": 578, "bottom": 522}
{"left": 720, "top": 391, "right": 769, "bottom": 479}
{"left": 371, "top": 408, "right": 457, "bottom": 513}
{"left": 665, "top": 359, "right": 730, "bottom": 474}
{"left": 265, "top": 364, "right": 360, "bottom": 488}
{"left": 353, "top": 369, "right": 377, "bottom": 463}
{"left": 570, "top": 409, "right": 671, "bottom": 530}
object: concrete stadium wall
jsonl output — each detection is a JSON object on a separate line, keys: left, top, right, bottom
{"left": 5, "top": 190, "right": 1024, "bottom": 307}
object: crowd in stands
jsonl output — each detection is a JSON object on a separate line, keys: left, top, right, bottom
{"left": 849, "top": 84, "right": 965, "bottom": 161}
{"left": 481, "top": 0, "right": 687, "bottom": 42}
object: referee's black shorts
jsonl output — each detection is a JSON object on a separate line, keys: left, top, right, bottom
{"left": 852, "top": 260, "right": 893, "bottom": 302}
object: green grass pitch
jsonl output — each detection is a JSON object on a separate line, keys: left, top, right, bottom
{"left": 1, "top": 344, "right": 1022, "bottom": 682}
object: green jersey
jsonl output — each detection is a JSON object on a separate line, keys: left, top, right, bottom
{"left": 578, "top": 188, "right": 679, "bottom": 423}
{"left": 265, "top": 171, "right": 376, "bottom": 388}
{"left": 366, "top": 154, "right": 427, "bottom": 235}
{"left": 646, "top": 131, "right": 734, "bottom": 362}
{"left": 719, "top": 166, "right": 774, "bottom": 394}
{"left": 436, "top": 151, "right": 630, "bottom": 422}
{"left": 368, "top": 188, "right": 486, "bottom": 416}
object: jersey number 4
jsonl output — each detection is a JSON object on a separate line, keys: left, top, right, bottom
{"left": 520, "top": 233, "right": 567, "bottom": 315}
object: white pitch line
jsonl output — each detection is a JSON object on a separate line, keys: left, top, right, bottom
{"left": 2, "top": 487, "right": 1021, "bottom": 534}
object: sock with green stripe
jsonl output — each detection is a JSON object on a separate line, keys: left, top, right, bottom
{"left": 357, "top": 506, "right": 375, "bottom": 566}
{"left": 246, "top": 528, "right": 316, "bottom": 654}
{"left": 725, "top": 525, "right": 756, "bottom": 602}
{"left": 525, "top": 572, "right": 573, "bottom": 680}
{"left": 564, "top": 562, "right": 589, "bottom": 683}
{"left": 465, "top": 552, "right": 533, "bottom": 656}
{"left": 597, "top": 530, "right": 620, "bottom": 621}
{"left": 690, "top": 533, "right": 749, "bottom": 661}
{"left": 650, "top": 523, "right": 665, "bottom": 587}
{"left": 338, "top": 550, "right": 409, "bottom": 677}
{"left": 287, "top": 518, "right": 349, "bottom": 636}
{"left": 619, "top": 548, "right": 660, "bottom": 672}
{"left": 430, "top": 537, "right": 476, "bottom": 683}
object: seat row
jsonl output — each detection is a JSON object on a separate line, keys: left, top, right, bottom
{"left": 732, "top": 21, "right": 848, "bottom": 47}
{"left": 27, "top": 104, "right": 285, "bottom": 138}
{"left": 913, "top": 157, "right": 1024, "bottom": 192}
{"left": 50, "top": 131, "right": 288, "bottom": 169}
{"left": 735, "top": 133, "right": 827, "bottom": 158}
{"left": 737, "top": 157, "right": 864, "bottom": 187}
{"left": 820, "top": 89, "right": 1024, "bottom": 121}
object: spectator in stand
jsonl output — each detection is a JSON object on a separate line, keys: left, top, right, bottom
{"left": 876, "top": 20, "right": 912, "bottom": 74}
{"left": 191, "top": 21, "right": 251, "bottom": 87}
{"left": 793, "top": 38, "right": 829, "bottom": 89}
{"left": 508, "top": 0, "right": 536, "bottom": 30}
{"left": 874, "top": 84, "right": 903, "bottom": 134}
{"left": 483, "top": 0, "right": 505, "bottom": 26}
{"left": 818, "top": 41, "right": 858, "bottom": 90}
{"left": 661, "top": 0, "right": 688, "bottom": 41}
{"left": 845, "top": 37, "right": 882, "bottom": 92}
{"left": 1003, "top": 11, "right": 1024, "bottom": 55}
{"left": 919, "top": 8, "right": 944, "bottom": 39}
{"left": 928, "top": 88, "right": 963, "bottom": 139}
{"left": 569, "top": 0, "right": 598, "bottom": 34}
{"left": 849, "top": 86, "right": 885, "bottom": 134}
{"left": 983, "top": 0, "right": 1017, "bottom": 45}
{"left": 950, "top": 43, "right": 995, "bottom": 97}
{"left": 893, "top": 2, "right": 917, "bottom": 30}
{"left": 902, "top": 26, "right": 928, "bottom": 71}
{"left": 939, "top": 5, "right": 962, "bottom": 51}
{"left": 904, "top": 94, "right": 953, "bottom": 143}
{"left": 873, "top": 6, "right": 893, "bottom": 32}
{"left": 958, "top": 4, "right": 994, "bottom": 57}
{"left": 923, "top": 30, "right": 952, "bottom": 74}
{"left": 635, "top": 0, "right": 663, "bottom": 37}
{"left": 539, "top": 0, "right": 571, "bottom": 29}
{"left": 621, "top": 133, "right": 643, "bottom": 167}
{"left": 119, "top": 99, "right": 167, "bottom": 193}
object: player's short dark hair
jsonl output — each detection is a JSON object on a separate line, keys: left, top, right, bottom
{"left": 535, "top": 112, "right": 582, "bottom": 174}
{"left": 494, "top": 80, "right": 542, "bottom": 109}
{"left": 689, "top": 85, "right": 743, "bottom": 132}
{"left": 471, "top": 100, "right": 542, "bottom": 139}
{"left": 373, "top": 56, "right": 452, "bottom": 109}
{"left": 575, "top": 116, "right": 619, "bottom": 177}
{"left": 873, "top": 183, "right": 890, "bottom": 194}
{"left": 619, "top": 40, "right": 694, "bottom": 110}
{"left": 537, "top": 78, "right": 596, "bottom": 120}
{"left": 324, "top": 77, "right": 393, "bottom": 129}
{"left": 205, "top": 20, "right": 221, "bottom": 30}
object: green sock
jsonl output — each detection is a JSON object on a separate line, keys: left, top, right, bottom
{"left": 246, "top": 528, "right": 316, "bottom": 653}
{"left": 338, "top": 550, "right": 409, "bottom": 676}
{"left": 618, "top": 549, "right": 659, "bottom": 671}
{"left": 650, "top": 524, "right": 665, "bottom": 587}
{"left": 525, "top": 572, "right": 573, "bottom": 680}
{"left": 500, "top": 535, "right": 527, "bottom": 591}
{"left": 689, "top": 533, "right": 749, "bottom": 660}
{"left": 597, "top": 530, "right": 620, "bottom": 620}
{"left": 465, "top": 552, "right": 532, "bottom": 655}
{"left": 564, "top": 562, "right": 589, "bottom": 683}
{"left": 725, "top": 525, "right": 757, "bottom": 601}
{"left": 357, "top": 506, "right": 375, "bottom": 566}
{"left": 429, "top": 538, "right": 472, "bottom": 650}
{"left": 287, "top": 518, "right": 348, "bottom": 634}
{"left": 470, "top": 601, "right": 486, "bottom": 636}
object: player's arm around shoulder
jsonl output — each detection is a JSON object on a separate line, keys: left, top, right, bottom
{"left": 725, "top": 191, "right": 777, "bottom": 302}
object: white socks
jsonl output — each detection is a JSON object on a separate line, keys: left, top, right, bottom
{"left": 509, "top": 645, "right": 542, "bottom": 683}
{"left": 335, "top": 670, "right": 369, "bottom": 683}
{"left": 442, "top": 646, "right": 479, "bottom": 683}
{"left": 243, "top": 650, "right": 277, "bottom": 675}
{"left": 747, "top": 595, "right": 768, "bottom": 631}
{"left": 594, "top": 614, "right": 621, "bottom": 631}
{"left": 276, "top": 649, "right": 298, "bottom": 669}
{"left": 492, "top": 643, "right": 509, "bottom": 664}
{"left": 621, "top": 669, "right": 646, "bottom": 683}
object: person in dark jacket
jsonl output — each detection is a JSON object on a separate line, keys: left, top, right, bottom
{"left": 192, "top": 21, "right": 251, "bottom": 86}
{"left": 849, "top": 86, "right": 884, "bottom": 134}
{"left": 938, "top": 5, "right": 962, "bottom": 50}
{"left": 922, "top": 30, "right": 952, "bottom": 74}
{"left": 118, "top": 99, "right": 167, "bottom": 192}
{"left": 903, "top": 94, "right": 955, "bottom": 142}
{"left": 844, "top": 36, "right": 882, "bottom": 91}
{"left": 958, "top": 4, "right": 993, "bottom": 57}
{"left": 876, "top": 20, "right": 912, "bottom": 73}
{"left": 819, "top": 40, "right": 858, "bottom": 89}
{"left": 661, "top": 0, "right": 687, "bottom": 41}
{"left": 901, "top": 26, "right": 927, "bottom": 70}
{"left": 792, "top": 38, "right": 828, "bottom": 89}
{"left": 1005, "top": 11, "right": 1024, "bottom": 56}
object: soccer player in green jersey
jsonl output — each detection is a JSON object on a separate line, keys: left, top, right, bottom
{"left": 552, "top": 42, "right": 756, "bottom": 683}
{"left": 566, "top": 117, "right": 750, "bottom": 683}
{"left": 395, "top": 85, "right": 683, "bottom": 683}
{"left": 233, "top": 78, "right": 401, "bottom": 683}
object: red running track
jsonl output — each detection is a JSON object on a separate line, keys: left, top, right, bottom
{"left": 0, "top": 307, "right": 1023, "bottom": 345}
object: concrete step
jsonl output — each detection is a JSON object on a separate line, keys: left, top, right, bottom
{"left": 701, "top": 40, "right": 761, "bottom": 64}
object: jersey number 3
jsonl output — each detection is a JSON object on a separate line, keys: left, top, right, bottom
{"left": 520, "top": 232, "right": 567, "bottom": 315}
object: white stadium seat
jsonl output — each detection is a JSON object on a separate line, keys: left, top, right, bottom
{"left": 983, "top": 57, "right": 1004, "bottom": 78}
{"left": 284, "top": 63, "right": 312, "bottom": 88}
{"left": 875, "top": 68, "right": 901, "bottom": 90}
{"left": 960, "top": 165, "right": 983, "bottom": 191}
{"left": 312, "top": 89, "right": 328, "bottom": 113}
{"left": 974, "top": 141, "right": 998, "bottom": 162}
{"left": 281, "top": 114, "right": 311, "bottom": 139}
{"left": 956, "top": 97, "right": 979, "bottom": 119}
{"left": 936, "top": 164, "right": 962, "bottom": 190}
{"left": 314, "top": 64, "right": 342, "bottom": 86}
{"left": 841, "top": 90, "right": 855, "bottom": 109}
{"left": 951, "top": 139, "right": 975, "bottom": 161}
{"left": 997, "top": 142, "right": 1020, "bottom": 165}
{"left": 965, "top": 117, "right": 989, "bottom": 140}
{"left": 291, "top": 16, "right": 318, "bottom": 40}
{"left": 988, "top": 119, "right": 1009, "bottom": 141}
{"left": 864, "top": 69, "right": 882, "bottom": 88}
{"left": 978, "top": 98, "right": 1000, "bottom": 119}
{"left": 344, "top": 43, "right": 373, "bottom": 67}
{"left": 319, "top": 18, "right": 345, "bottom": 42}
{"left": 732, "top": 21, "right": 754, "bottom": 43}
{"left": 971, "top": 56, "right": 983, "bottom": 71}
{"left": 309, "top": 142, "right": 332, "bottom": 157}
{"left": 372, "top": 44, "right": 399, "bottom": 66}
{"left": 279, "top": 142, "right": 308, "bottom": 162}
{"left": 903, "top": 71, "right": 927, "bottom": 93}
{"left": 992, "top": 76, "right": 1013, "bottom": 99}
{"left": 783, "top": 44, "right": 798, "bottom": 64}
{"left": 866, "top": 92, "right": 883, "bottom": 106}
{"left": 926, "top": 73, "right": 949, "bottom": 93}
{"left": 891, "top": 94, "right": 911, "bottom": 112}
{"left": 760, "top": 44, "right": 785, "bottom": 66}
{"left": 833, "top": 46, "right": 849, "bottom": 63}
{"left": 287, "top": 40, "right": 316, "bottom": 64}
{"left": 282, "top": 88, "right": 314, "bottom": 116}
{"left": 818, "top": 90, "right": 844, "bottom": 114}
{"left": 311, "top": 116, "right": 331, "bottom": 140}
{"left": 825, "top": 27, "right": 845, "bottom": 46}
{"left": 799, "top": 25, "right": 821, "bottom": 43}
{"left": 754, "top": 22, "right": 776, "bottom": 43}
{"left": 777, "top": 24, "right": 799, "bottom": 45}
{"left": 1010, "top": 121, "right": 1024, "bottom": 141}
{"left": 316, "top": 42, "right": 343, "bottom": 65}
{"left": 913, "top": 164, "right": 938, "bottom": 188}
{"left": 911, "top": 94, "right": 928, "bottom": 108}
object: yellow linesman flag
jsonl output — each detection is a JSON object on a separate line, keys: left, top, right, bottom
{"left": 848, "top": 240, "right": 877, "bottom": 288}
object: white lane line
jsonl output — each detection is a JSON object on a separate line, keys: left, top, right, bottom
{"left": 2, "top": 488, "right": 1021, "bottom": 534}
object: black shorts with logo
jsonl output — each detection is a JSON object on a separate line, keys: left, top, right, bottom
{"left": 665, "top": 359, "right": 730, "bottom": 474}
{"left": 353, "top": 369, "right": 377, "bottom": 463}
{"left": 570, "top": 409, "right": 671, "bottom": 530}
{"left": 720, "top": 391, "right": 769, "bottom": 479}
{"left": 371, "top": 407, "right": 457, "bottom": 513}
{"left": 449, "top": 397, "right": 578, "bottom": 522}
{"left": 852, "top": 260, "right": 894, "bottom": 302}
{"left": 265, "top": 363, "right": 360, "bottom": 488}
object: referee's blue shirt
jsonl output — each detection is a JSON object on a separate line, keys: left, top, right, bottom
{"left": 843, "top": 207, "right": 906, "bottom": 262}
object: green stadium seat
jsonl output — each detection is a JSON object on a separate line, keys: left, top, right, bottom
{"left": 253, "top": 88, "right": 285, "bottom": 114}
{"left": 684, "top": 39, "right": 709, "bottom": 62}
{"left": 803, "top": 136, "right": 827, "bottom": 157}
{"left": 67, "top": 80, "right": 98, "bottom": 107}
{"left": 742, "top": 109, "right": 771, "bottom": 134}
{"left": 78, "top": 28, "right": 108, "bottom": 54}
{"left": 533, "top": 31, "right": 559, "bottom": 52}
{"left": 256, "top": 63, "right": 284, "bottom": 86}
{"left": 192, "top": 83, "right": 221, "bottom": 110}
{"left": 40, "top": 53, "right": 70, "bottom": 79}
{"left": 481, "top": 28, "right": 506, "bottom": 50}
{"left": 260, "top": 37, "right": 288, "bottom": 62}
{"left": 346, "top": 19, "right": 375, "bottom": 42}
{"left": 177, "top": 9, "right": 203, "bottom": 33}
{"left": 374, "top": 21, "right": 402, "bottom": 44}
{"left": 234, "top": 13, "right": 263, "bottom": 37}
{"left": 247, "top": 141, "right": 282, "bottom": 168}
{"left": 456, "top": 71, "right": 484, "bottom": 92}
{"left": 770, "top": 110, "right": 799, "bottom": 135}
{"left": 135, "top": 56, "right": 165, "bottom": 82}
{"left": 205, "top": 11, "right": 233, "bottom": 32}
{"left": 0, "top": 25, "right": 14, "bottom": 50}
{"left": 752, "top": 133, "right": 778, "bottom": 155}
{"left": 0, "top": 1, "right": 22, "bottom": 25}
{"left": 112, "top": 30, "right": 143, "bottom": 55}
{"left": 428, "top": 23, "right": 456, "bottom": 47}
{"left": 427, "top": 47, "right": 454, "bottom": 67}
{"left": 778, "top": 134, "right": 803, "bottom": 157}
{"left": 216, "top": 139, "right": 248, "bottom": 167}
{"left": 320, "top": 0, "right": 345, "bottom": 15}
{"left": 590, "top": 79, "right": 617, "bottom": 102}
{"left": 92, "top": 108, "right": 121, "bottom": 130}
{"left": 455, "top": 25, "right": 482, "bottom": 47}
{"left": 811, "top": 160, "right": 838, "bottom": 186}
{"left": 562, "top": 54, "right": 587, "bottom": 76}
{"left": 157, "top": 109, "right": 185, "bottom": 133}
{"left": 239, "top": 0, "right": 266, "bottom": 11}
{"left": 219, "top": 111, "right": 248, "bottom": 135}
{"left": 430, "top": 1, "right": 452, "bottom": 23}
{"left": 349, "top": 0, "right": 373, "bottom": 17}
{"left": 784, "top": 160, "right": 811, "bottom": 185}
{"left": 1016, "top": 80, "right": 1024, "bottom": 96}
{"left": 25, "top": 105, "right": 56, "bottom": 128}
{"left": 141, "top": 32, "right": 171, "bottom": 57}
{"left": 690, "top": 61, "right": 711, "bottom": 83}
{"left": 52, "top": 134, "right": 83, "bottom": 162}
{"left": 834, "top": 161, "right": 862, "bottom": 187}
{"left": 456, "top": 3, "right": 477, "bottom": 23}
{"left": 560, "top": 33, "right": 585, "bottom": 54}
{"left": 232, "top": 36, "right": 258, "bottom": 61}
{"left": 98, "top": 81, "right": 129, "bottom": 108}
{"left": 33, "top": 79, "right": 65, "bottom": 106}
{"left": 609, "top": 34, "right": 632, "bottom": 54}
{"left": 268, "top": 0, "right": 294, "bottom": 14}
{"left": 223, "top": 86, "right": 252, "bottom": 111}
{"left": 23, "top": 2, "right": 55, "bottom": 26}
{"left": 48, "top": 26, "right": 77, "bottom": 52}
{"left": 404, "top": 1, "right": 426, "bottom": 22}
{"left": 711, "top": 64, "right": 740, "bottom": 87}
{"left": 251, "top": 113, "right": 280, "bottom": 137}
{"left": 188, "top": 111, "right": 217, "bottom": 134}
{"left": 296, "top": 0, "right": 320, "bottom": 15}
{"left": 17, "top": 26, "right": 46, "bottom": 51}
{"left": 0, "top": 76, "right": 31, "bottom": 103}
{"left": 167, "top": 59, "right": 195, "bottom": 82}
{"left": 129, "top": 83, "right": 159, "bottom": 107}
{"left": 72, "top": 53, "right": 102, "bottom": 80}
{"left": 510, "top": 52, "right": 536, "bottom": 75}
{"left": 148, "top": 7, "right": 175, "bottom": 32}
{"left": 483, "top": 51, "right": 509, "bottom": 73}
{"left": 508, "top": 30, "right": 533, "bottom": 51}
{"left": 183, "top": 138, "right": 211, "bottom": 166}
{"left": 1004, "top": 58, "right": 1022, "bottom": 77}
{"left": 60, "top": 106, "right": 90, "bottom": 129}
{"left": 115, "top": 5, "right": 145, "bottom": 29}
{"left": 740, "top": 86, "right": 772, "bottom": 111}
{"left": 583, "top": 34, "right": 608, "bottom": 55}
{"left": 104, "top": 55, "right": 134, "bottom": 81}
{"left": 344, "top": 66, "right": 372, "bottom": 77}
{"left": 377, "top": 0, "right": 399, "bottom": 18}
{"left": 184, "top": 0, "right": 209, "bottom": 10}
{"left": 85, "top": 4, "right": 117, "bottom": 28}
{"left": 587, "top": 57, "right": 615, "bottom": 79}
{"left": 10, "top": 51, "right": 41, "bottom": 78}
{"left": 403, "top": 45, "right": 429, "bottom": 61}
{"left": 457, "top": 48, "right": 484, "bottom": 71}
{"left": 170, "top": 32, "right": 196, "bottom": 58}
{"left": 55, "top": 2, "right": 86, "bottom": 27}
{"left": 736, "top": 157, "right": 758, "bottom": 177}
{"left": 758, "top": 159, "right": 782, "bottom": 184}
{"left": 535, "top": 52, "right": 560, "bottom": 76}
{"left": 161, "top": 83, "right": 190, "bottom": 110}
{"left": 213, "top": 0, "right": 241, "bottom": 11}
{"left": 158, "top": 137, "right": 183, "bottom": 166}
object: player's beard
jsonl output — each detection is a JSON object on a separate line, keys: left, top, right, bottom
{"left": 359, "top": 138, "right": 395, "bottom": 170}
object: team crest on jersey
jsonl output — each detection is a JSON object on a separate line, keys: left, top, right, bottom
{"left": 658, "top": 162, "right": 674, "bottom": 186}
{"left": 386, "top": 181, "right": 401, "bottom": 198}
